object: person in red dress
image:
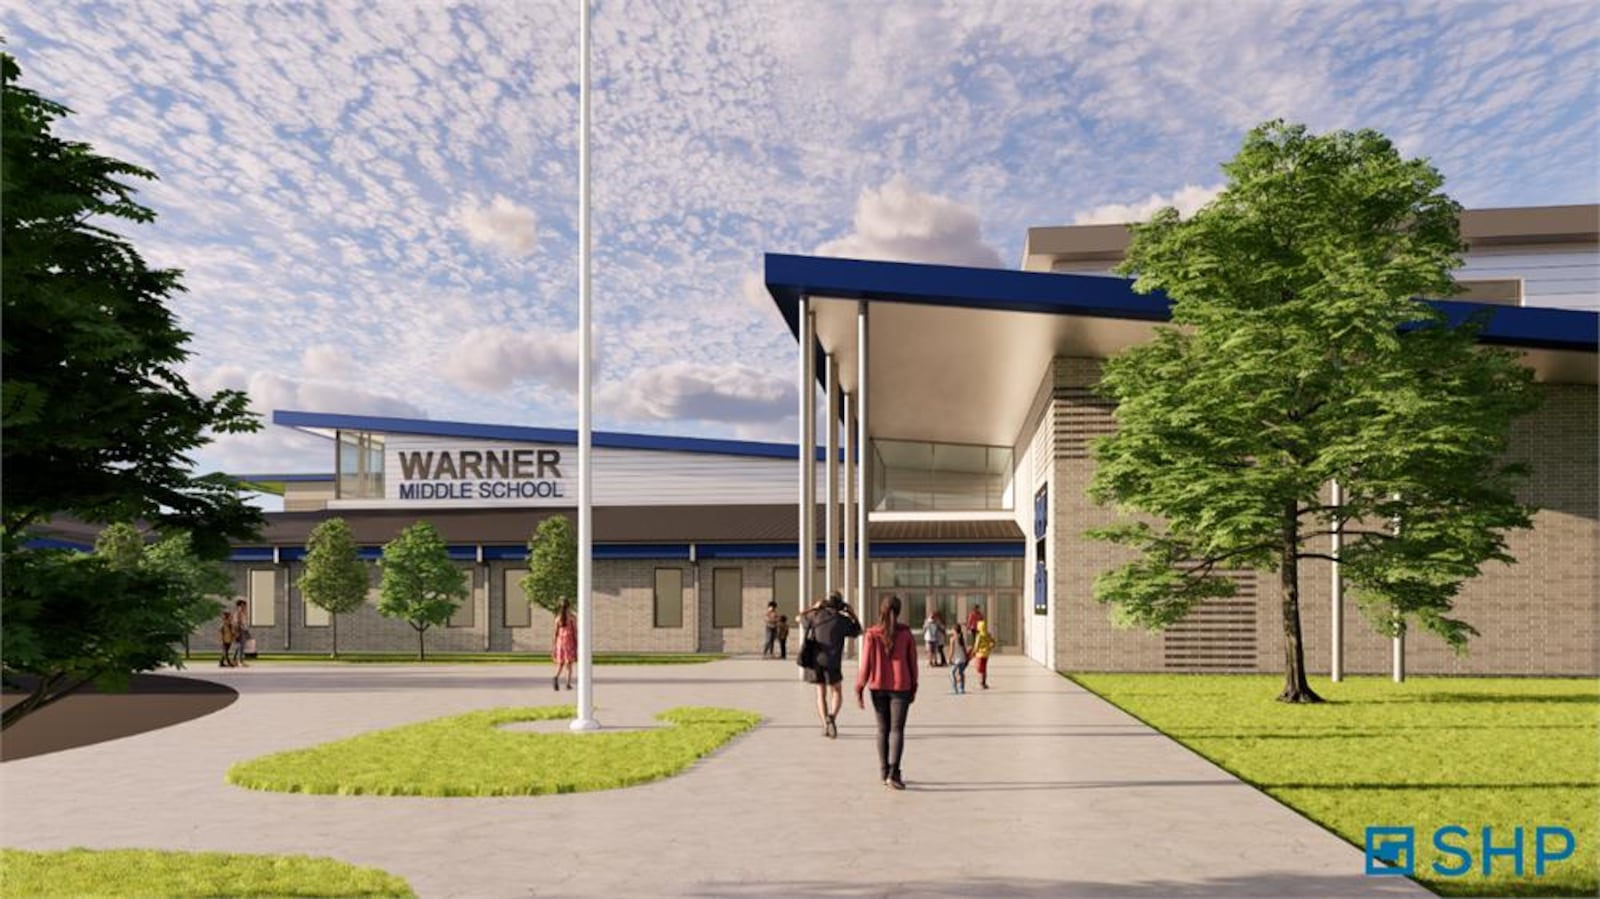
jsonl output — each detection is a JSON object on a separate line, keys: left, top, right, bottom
{"left": 552, "top": 598, "right": 578, "bottom": 691}
{"left": 856, "top": 594, "right": 919, "bottom": 790}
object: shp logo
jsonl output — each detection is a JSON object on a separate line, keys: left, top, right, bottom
{"left": 1365, "top": 825, "right": 1576, "bottom": 878}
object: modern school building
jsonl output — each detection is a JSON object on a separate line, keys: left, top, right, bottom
{"left": 199, "top": 205, "right": 1599, "bottom": 674}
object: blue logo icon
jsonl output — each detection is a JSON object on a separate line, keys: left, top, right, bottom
{"left": 1365, "top": 826, "right": 1415, "bottom": 876}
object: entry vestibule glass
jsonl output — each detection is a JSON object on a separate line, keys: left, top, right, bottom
{"left": 870, "top": 439, "right": 1012, "bottom": 510}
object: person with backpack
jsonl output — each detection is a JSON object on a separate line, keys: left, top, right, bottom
{"left": 800, "top": 592, "right": 860, "bottom": 739}
{"left": 762, "top": 600, "right": 779, "bottom": 659}
{"left": 971, "top": 619, "right": 996, "bottom": 690}
{"left": 218, "top": 611, "right": 236, "bottom": 668}
{"left": 922, "top": 610, "right": 946, "bottom": 667}
{"left": 776, "top": 614, "right": 791, "bottom": 660}
{"left": 856, "top": 594, "right": 919, "bottom": 789}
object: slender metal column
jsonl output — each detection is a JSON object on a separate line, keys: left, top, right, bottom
{"left": 841, "top": 392, "right": 854, "bottom": 609}
{"left": 798, "top": 301, "right": 816, "bottom": 619}
{"left": 855, "top": 303, "right": 871, "bottom": 625}
{"left": 1330, "top": 479, "right": 1344, "bottom": 682}
{"left": 824, "top": 355, "right": 839, "bottom": 596}
{"left": 1392, "top": 494, "right": 1405, "bottom": 683}
{"left": 571, "top": 0, "right": 598, "bottom": 731}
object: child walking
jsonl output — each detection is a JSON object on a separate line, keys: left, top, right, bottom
{"left": 948, "top": 623, "right": 969, "bottom": 693}
{"left": 971, "top": 620, "right": 996, "bottom": 689}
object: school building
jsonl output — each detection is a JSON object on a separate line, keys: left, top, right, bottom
{"left": 165, "top": 205, "right": 1598, "bottom": 673}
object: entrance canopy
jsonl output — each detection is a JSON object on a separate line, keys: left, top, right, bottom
{"left": 764, "top": 253, "right": 1598, "bottom": 447}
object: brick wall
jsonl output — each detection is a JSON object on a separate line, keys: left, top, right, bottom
{"left": 1049, "top": 356, "right": 1598, "bottom": 676}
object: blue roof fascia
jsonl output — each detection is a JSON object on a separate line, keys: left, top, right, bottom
{"left": 763, "top": 253, "right": 1599, "bottom": 354}
{"left": 251, "top": 544, "right": 697, "bottom": 564}
{"left": 23, "top": 537, "right": 94, "bottom": 553}
{"left": 273, "top": 410, "right": 840, "bottom": 463}
{"left": 697, "top": 541, "right": 1024, "bottom": 560}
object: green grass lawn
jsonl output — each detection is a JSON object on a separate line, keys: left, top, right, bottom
{"left": 185, "top": 651, "right": 723, "bottom": 665}
{"left": 0, "top": 848, "right": 412, "bottom": 898}
{"left": 227, "top": 705, "right": 761, "bottom": 797}
{"left": 1070, "top": 674, "right": 1598, "bottom": 897}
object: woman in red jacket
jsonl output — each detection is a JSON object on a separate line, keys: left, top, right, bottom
{"left": 855, "top": 594, "right": 919, "bottom": 790}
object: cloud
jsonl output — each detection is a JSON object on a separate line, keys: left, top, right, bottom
{"left": 814, "top": 175, "right": 1004, "bottom": 268}
{"left": 457, "top": 195, "right": 538, "bottom": 256}
{"left": 300, "top": 344, "right": 351, "bottom": 379}
{"left": 442, "top": 327, "right": 580, "bottom": 393}
{"left": 598, "top": 363, "right": 796, "bottom": 424}
{"left": 1072, "top": 184, "right": 1224, "bottom": 225}
{"left": 186, "top": 364, "right": 427, "bottom": 474}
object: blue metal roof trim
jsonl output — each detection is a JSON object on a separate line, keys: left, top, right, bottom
{"left": 247, "top": 544, "right": 697, "bottom": 563}
{"left": 24, "top": 538, "right": 94, "bottom": 553}
{"left": 763, "top": 253, "right": 1599, "bottom": 354}
{"left": 273, "top": 410, "right": 840, "bottom": 462}
{"left": 697, "top": 541, "right": 1024, "bottom": 560}
{"left": 233, "top": 547, "right": 275, "bottom": 562}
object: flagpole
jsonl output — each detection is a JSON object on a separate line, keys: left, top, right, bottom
{"left": 571, "top": 0, "right": 599, "bottom": 732}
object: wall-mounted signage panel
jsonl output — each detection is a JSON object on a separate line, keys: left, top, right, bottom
{"left": 387, "top": 437, "right": 571, "bottom": 505}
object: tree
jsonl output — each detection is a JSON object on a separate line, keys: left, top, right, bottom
{"left": 376, "top": 522, "right": 467, "bottom": 660}
{"left": 2, "top": 527, "right": 227, "bottom": 729}
{"left": 1087, "top": 121, "right": 1538, "bottom": 704}
{"left": 522, "top": 516, "right": 577, "bottom": 617}
{"left": 1, "top": 53, "right": 261, "bottom": 558}
{"left": 298, "top": 518, "right": 369, "bottom": 658}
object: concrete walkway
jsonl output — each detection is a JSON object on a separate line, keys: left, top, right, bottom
{"left": 0, "top": 657, "right": 1425, "bottom": 897}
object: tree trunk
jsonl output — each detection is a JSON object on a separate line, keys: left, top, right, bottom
{"left": 1, "top": 672, "right": 93, "bottom": 730}
{"left": 331, "top": 613, "right": 339, "bottom": 659}
{"left": 417, "top": 624, "right": 426, "bottom": 661}
{"left": 1279, "top": 500, "right": 1323, "bottom": 704}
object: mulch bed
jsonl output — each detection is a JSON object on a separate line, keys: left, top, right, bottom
{"left": 1, "top": 673, "right": 237, "bottom": 762}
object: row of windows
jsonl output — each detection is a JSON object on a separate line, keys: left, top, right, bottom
{"left": 244, "top": 566, "right": 809, "bottom": 631}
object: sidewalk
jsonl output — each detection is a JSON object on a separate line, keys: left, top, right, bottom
{"left": 0, "top": 656, "right": 1425, "bottom": 897}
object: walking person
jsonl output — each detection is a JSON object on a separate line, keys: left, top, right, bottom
{"left": 218, "top": 610, "right": 236, "bottom": 668}
{"left": 856, "top": 594, "right": 919, "bottom": 789}
{"left": 965, "top": 602, "right": 985, "bottom": 639}
{"left": 971, "top": 619, "right": 996, "bottom": 690}
{"left": 922, "top": 611, "right": 946, "bottom": 667}
{"left": 776, "top": 614, "right": 791, "bottom": 660}
{"left": 800, "top": 592, "right": 860, "bottom": 739}
{"left": 552, "top": 598, "right": 577, "bottom": 691}
{"left": 232, "top": 600, "right": 251, "bottom": 667}
{"left": 762, "top": 600, "right": 779, "bottom": 659}
{"left": 948, "top": 622, "right": 970, "bottom": 694}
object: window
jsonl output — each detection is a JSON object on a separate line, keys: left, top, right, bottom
{"left": 712, "top": 568, "right": 743, "bottom": 628}
{"left": 335, "top": 429, "right": 385, "bottom": 499}
{"left": 248, "top": 569, "right": 277, "bottom": 627}
{"left": 449, "top": 567, "right": 476, "bottom": 628}
{"left": 654, "top": 568, "right": 684, "bottom": 628}
{"left": 772, "top": 567, "right": 797, "bottom": 619}
{"left": 303, "top": 595, "right": 331, "bottom": 627}
{"left": 503, "top": 568, "right": 532, "bottom": 628}
{"left": 870, "top": 439, "right": 1012, "bottom": 511}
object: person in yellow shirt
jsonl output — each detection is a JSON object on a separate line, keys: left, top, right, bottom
{"left": 971, "top": 620, "right": 996, "bottom": 690}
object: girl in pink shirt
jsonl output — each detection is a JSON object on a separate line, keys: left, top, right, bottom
{"left": 855, "top": 594, "right": 919, "bottom": 789}
{"left": 552, "top": 599, "right": 577, "bottom": 691}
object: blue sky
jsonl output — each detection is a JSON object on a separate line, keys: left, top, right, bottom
{"left": 5, "top": 1, "right": 1597, "bottom": 477}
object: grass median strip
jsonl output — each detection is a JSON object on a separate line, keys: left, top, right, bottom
{"left": 227, "top": 705, "right": 761, "bottom": 797}
{"left": 0, "top": 848, "right": 413, "bottom": 898}
{"left": 1069, "top": 673, "right": 1598, "bottom": 898}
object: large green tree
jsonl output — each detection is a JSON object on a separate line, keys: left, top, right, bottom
{"left": 1088, "top": 121, "right": 1538, "bottom": 703}
{"left": 521, "top": 516, "right": 577, "bottom": 617}
{"left": 1, "top": 53, "right": 261, "bottom": 557}
{"left": 297, "top": 518, "right": 369, "bottom": 658}
{"left": 3, "top": 525, "right": 228, "bottom": 729}
{"left": 376, "top": 522, "right": 467, "bottom": 661}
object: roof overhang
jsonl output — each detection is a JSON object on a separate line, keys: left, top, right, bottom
{"left": 765, "top": 253, "right": 1598, "bottom": 447}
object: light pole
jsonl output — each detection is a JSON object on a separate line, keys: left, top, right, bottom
{"left": 570, "top": 0, "right": 599, "bottom": 732}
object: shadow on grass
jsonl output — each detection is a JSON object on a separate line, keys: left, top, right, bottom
{"left": 1386, "top": 692, "right": 1598, "bottom": 705}
{"left": 1261, "top": 781, "right": 1599, "bottom": 791}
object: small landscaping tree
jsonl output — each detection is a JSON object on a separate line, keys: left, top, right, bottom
{"left": 297, "top": 518, "right": 369, "bottom": 658}
{"left": 377, "top": 522, "right": 466, "bottom": 660}
{"left": 1088, "top": 121, "right": 1538, "bottom": 704}
{"left": 3, "top": 526, "right": 226, "bottom": 729}
{"left": 522, "top": 516, "right": 577, "bottom": 617}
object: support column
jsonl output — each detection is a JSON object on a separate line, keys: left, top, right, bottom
{"left": 1330, "top": 479, "right": 1344, "bottom": 682}
{"left": 825, "top": 354, "right": 839, "bottom": 597}
{"left": 1392, "top": 493, "right": 1405, "bottom": 683}
{"left": 842, "top": 392, "right": 854, "bottom": 609}
{"left": 855, "top": 303, "right": 871, "bottom": 626}
{"left": 798, "top": 299, "right": 816, "bottom": 620}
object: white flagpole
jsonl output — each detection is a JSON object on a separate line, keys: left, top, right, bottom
{"left": 571, "top": 0, "right": 599, "bottom": 731}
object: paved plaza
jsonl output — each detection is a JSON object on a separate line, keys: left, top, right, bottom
{"left": 0, "top": 657, "right": 1425, "bottom": 897}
